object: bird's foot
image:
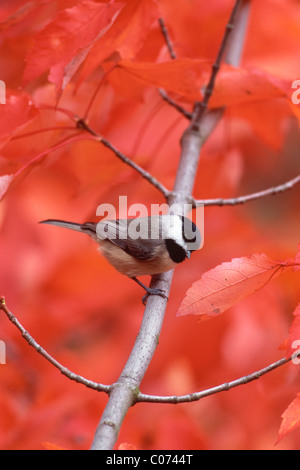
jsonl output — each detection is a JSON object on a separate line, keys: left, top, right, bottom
{"left": 142, "top": 287, "right": 168, "bottom": 305}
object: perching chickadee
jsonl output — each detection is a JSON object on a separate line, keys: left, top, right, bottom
{"left": 40, "top": 215, "right": 201, "bottom": 303}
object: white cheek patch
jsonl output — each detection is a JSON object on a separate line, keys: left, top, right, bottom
{"left": 166, "top": 215, "right": 184, "bottom": 242}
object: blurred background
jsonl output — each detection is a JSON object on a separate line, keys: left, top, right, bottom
{"left": 0, "top": 0, "right": 300, "bottom": 449}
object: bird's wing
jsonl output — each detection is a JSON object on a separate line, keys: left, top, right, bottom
{"left": 96, "top": 218, "right": 163, "bottom": 260}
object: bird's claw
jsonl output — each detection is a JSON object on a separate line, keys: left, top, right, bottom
{"left": 142, "top": 288, "right": 168, "bottom": 305}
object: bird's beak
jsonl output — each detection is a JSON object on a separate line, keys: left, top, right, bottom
{"left": 186, "top": 251, "right": 191, "bottom": 259}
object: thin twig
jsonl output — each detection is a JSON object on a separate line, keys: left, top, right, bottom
{"left": 137, "top": 356, "right": 292, "bottom": 403}
{"left": 158, "top": 17, "right": 176, "bottom": 59}
{"left": 159, "top": 89, "right": 193, "bottom": 119}
{"left": 24, "top": 104, "right": 171, "bottom": 198}
{"left": 190, "top": 0, "right": 242, "bottom": 129}
{"left": 193, "top": 174, "right": 300, "bottom": 207}
{"left": 76, "top": 118, "right": 170, "bottom": 198}
{"left": 158, "top": 18, "right": 193, "bottom": 120}
{"left": 0, "top": 297, "right": 111, "bottom": 393}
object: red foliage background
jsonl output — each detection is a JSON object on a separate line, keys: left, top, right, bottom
{"left": 0, "top": 0, "right": 300, "bottom": 449}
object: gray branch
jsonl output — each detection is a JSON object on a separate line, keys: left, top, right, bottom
{"left": 90, "top": 0, "right": 251, "bottom": 450}
{"left": 193, "top": 174, "right": 300, "bottom": 207}
{"left": 0, "top": 298, "right": 110, "bottom": 394}
{"left": 137, "top": 356, "right": 291, "bottom": 404}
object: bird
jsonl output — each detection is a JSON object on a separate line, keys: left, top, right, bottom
{"left": 40, "top": 214, "right": 201, "bottom": 303}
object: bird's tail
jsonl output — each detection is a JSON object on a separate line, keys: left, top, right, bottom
{"left": 39, "top": 219, "right": 84, "bottom": 232}
{"left": 40, "top": 219, "right": 97, "bottom": 239}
